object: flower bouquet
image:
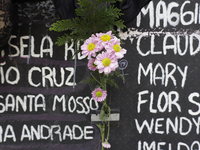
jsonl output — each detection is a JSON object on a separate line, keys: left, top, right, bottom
{"left": 80, "top": 31, "right": 127, "bottom": 149}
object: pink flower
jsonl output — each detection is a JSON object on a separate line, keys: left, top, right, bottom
{"left": 102, "top": 139, "right": 111, "bottom": 149}
{"left": 105, "top": 38, "right": 127, "bottom": 59}
{"left": 91, "top": 87, "right": 107, "bottom": 102}
{"left": 81, "top": 35, "right": 101, "bottom": 58}
{"left": 96, "top": 31, "right": 114, "bottom": 48}
{"left": 88, "top": 58, "right": 97, "bottom": 71}
{"left": 94, "top": 51, "right": 118, "bottom": 75}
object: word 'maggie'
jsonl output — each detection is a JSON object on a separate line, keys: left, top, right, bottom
{"left": 137, "top": 1, "right": 200, "bottom": 28}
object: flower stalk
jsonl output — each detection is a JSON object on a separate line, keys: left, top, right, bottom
{"left": 81, "top": 30, "right": 126, "bottom": 148}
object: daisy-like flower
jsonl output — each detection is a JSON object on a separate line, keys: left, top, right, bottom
{"left": 94, "top": 51, "right": 118, "bottom": 75}
{"left": 81, "top": 35, "right": 101, "bottom": 58}
{"left": 88, "top": 58, "right": 97, "bottom": 71}
{"left": 105, "top": 38, "right": 127, "bottom": 59}
{"left": 91, "top": 87, "right": 107, "bottom": 102}
{"left": 96, "top": 31, "right": 114, "bottom": 47}
{"left": 102, "top": 139, "right": 111, "bottom": 149}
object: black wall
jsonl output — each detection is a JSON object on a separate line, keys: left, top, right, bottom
{"left": 1, "top": 0, "right": 200, "bottom": 150}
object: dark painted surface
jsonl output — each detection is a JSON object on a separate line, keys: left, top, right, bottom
{"left": 1, "top": 0, "right": 200, "bottom": 150}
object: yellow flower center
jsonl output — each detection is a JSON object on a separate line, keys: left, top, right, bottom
{"left": 96, "top": 91, "right": 102, "bottom": 97}
{"left": 113, "top": 44, "right": 121, "bottom": 52}
{"left": 92, "top": 62, "right": 97, "bottom": 67}
{"left": 102, "top": 58, "right": 111, "bottom": 67}
{"left": 87, "top": 43, "right": 95, "bottom": 51}
{"left": 101, "top": 35, "right": 111, "bottom": 42}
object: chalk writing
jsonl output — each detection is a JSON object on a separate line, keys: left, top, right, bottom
{"left": 8, "top": 35, "right": 86, "bottom": 61}
{"left": 0, "top": 94, "right": 46, "bottom": 113}
{"left": 138, "top": 141, "right": 200, "bottom": 150}
{"left": 132, "top": 0, "right": 200, "bottom": 149}
{"left": 135, "top": 116, "right": 200, "bottom": 135}
{"left": 119, "top": 59, "right": 129, "bottom": 83}
{"left": 0, "top": 1, "right": 98, "bottom": 149}
{"left": 137, "top": 63, "right": 188, "bottom": 88}
{"left": 28, "top": 66, "right": 75, "bottom": 87}
{"left": 0, "top": 65, "right": 20, "bottom": 85}
{"left": 52, "top": 95, "right": 99, "bottom": 114}
{"left": 0, "top": 124, "right": 94, "bottom": 143}
{"left": 137, "top": 90, "right": 181, "bottom": 113}
{"left": 137, "top": 1, "right": 200, "bottom": 28}
{"left": 20, "top": 124, "right": 94, "bottom": 141}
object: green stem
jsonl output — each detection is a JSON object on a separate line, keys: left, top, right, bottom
{"left": 101, "top": 124, "right": 105, "bottom": 150}
{"left": 90, "top": 72, "right": 102, "bottom": 87}
{"left": 107, "top": 120, "right": 110, "bottom": 140}
{"left": 100, "top": 78, "right": 108, "bottom": 150}
{"left": 98, "top": 72, "right": 102, "bottom": 85}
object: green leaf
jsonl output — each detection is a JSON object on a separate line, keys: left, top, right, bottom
{"left": 96, "top": 124, "right": 104, "bottom": 131}
{"left": 50, "top": 0, "right": 126, "bottom": 46}
{"left": 55, "top": 34, "right": 71, "bottom": 46}
{"left": 49, "top": 19, "right": 75, "bottom": 32}
{"left": 95, "top": 124, "right": 105, "bottom": 138}
{"left": 114, "top": 68, "right": 126, "bottom": 81}
{"left": 99, "top": 103, "right": 111, "bottom": 122}
{"left": 99, "top": 109, "right": 107, "bottom": 122}
{"left": 107, "top": 79, "right": 119, "bottom": 89}
{"left": 79, "top": 76, "right": 97, "bottom": 85}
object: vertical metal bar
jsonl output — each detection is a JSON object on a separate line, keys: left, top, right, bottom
{"left": 73, "top": 41, "right": 77, "bottom": 89}
{"left": 27, "top": 23, "right": 32, "bottom": 64}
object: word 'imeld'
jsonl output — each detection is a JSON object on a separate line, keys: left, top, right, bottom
{"left": 138, "top": 141, "right": 200, "bottom": 150}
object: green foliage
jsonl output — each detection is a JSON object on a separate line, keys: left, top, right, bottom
{"left": 99, "top": 103, "right": 111, "bottom": 122}
{"left": 101, "top": 69, "right": 125, "bottom": 90}
{"left": 79, "top": 68, "right": 125, "bottom": 90}
{"left": 49, "top": 0, "right": 125, "bottom": 46}
{"left": 96, "top": 124, "right": 105, "bottom": 133}
{"left": 114, "top": 68, "right": 126, "bottom": 81}
{"left": 79, "top": 76, "right": 97, "bottom": 85}
{"left": 95, "top": 124, "right": 105, "bottom": 140}
{"left": 107, "top": 78, "right": 119, "bottom": 89}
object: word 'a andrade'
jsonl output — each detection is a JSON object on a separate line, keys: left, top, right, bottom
{"left": 0, "top": 124, "right": 94, "bottom": 143}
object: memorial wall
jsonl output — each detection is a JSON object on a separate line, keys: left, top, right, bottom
{"left": 1, "top": 0, "right": 200, "bottom": 149}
